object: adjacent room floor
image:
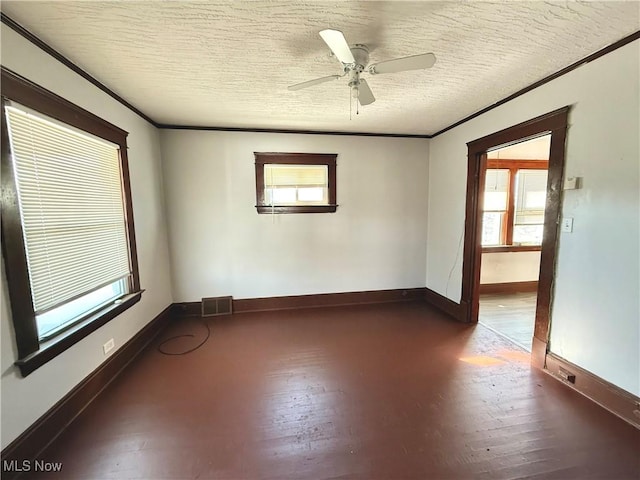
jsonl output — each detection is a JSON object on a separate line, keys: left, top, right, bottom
{"left": 25, "top": 302, "right": 639, "bottom": 479}
{"left": 478, "top": 292, "right": 537, "bottom": 351}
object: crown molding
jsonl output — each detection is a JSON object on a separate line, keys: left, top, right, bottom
{"left": 430, "top": 30, "right": 640, "bottom": 138}
{"left": 0, "top": 13, "right": 158, "bottom": 127}
{"left": 156, "top": 124, "right": 431, "bottom": 138}
{"left": 2, "top": 13, "right": 637, "bottom": 139}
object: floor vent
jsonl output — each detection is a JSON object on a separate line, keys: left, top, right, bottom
{"left": 201, "top": 296, "right": 233, "bottom": 317}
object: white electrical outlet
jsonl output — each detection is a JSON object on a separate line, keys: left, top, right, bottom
{"left": 561, "top": 217, "right": 574, "bottom": 233}
{"left": 103, "top": 338, "right": 115, "bottom": 355}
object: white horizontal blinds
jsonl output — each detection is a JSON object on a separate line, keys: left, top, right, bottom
{"left": 5, "top": 105, "right": 131, "bottom": 314}
{"left": 514, "top": 169, "right": 548, "bottom": 225}
{"left": 264, "top": 164, "right": 328, "bottom": 187}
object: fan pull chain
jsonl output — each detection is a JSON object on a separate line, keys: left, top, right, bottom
{"left": 349, "top": 87, "right": 352, "bottom": 121}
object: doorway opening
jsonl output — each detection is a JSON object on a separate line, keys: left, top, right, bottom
{"left": 460, "top": 107, "right": 569, "bottom": 366}
{"left": 477, "top": 135, "right": 550, "bottom": 350}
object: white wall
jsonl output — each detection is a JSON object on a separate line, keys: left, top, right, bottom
{"left": 480, "top": 251, "right": 541, "bottom": 284}
{"left": 426, "top": 40, "right": 640, "bottom": 395}
{"left": 0, "top": 26, "right": 174, "bottom": 448}
{"left": 161, "top": 131, "right": 429, "bottom": 301}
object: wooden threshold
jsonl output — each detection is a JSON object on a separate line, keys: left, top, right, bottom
{"left": 479, "top": 281, "right": 538, "bottom": 295}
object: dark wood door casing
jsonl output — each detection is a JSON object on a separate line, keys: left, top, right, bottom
{"left": 461, "top": 107, "right": 570, "bottom": 349}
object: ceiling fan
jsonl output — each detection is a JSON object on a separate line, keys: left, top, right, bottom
{"left": 288, "top": 29, "right": 436, "bottom": 106}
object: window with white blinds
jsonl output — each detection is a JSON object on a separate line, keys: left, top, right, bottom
{"left": 5, "top": 104, "right": 131, "bottom": 334}
{"left": 264, "top": 164, "right": 329, "bottom": 205}
{"left": 254, "top": 153, "right": 337, "bottom": 214}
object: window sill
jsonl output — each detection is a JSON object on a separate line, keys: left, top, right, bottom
{"left": 256, "top": 204, "right": 338, "bottom": 214}
{"left": 482, "top": 245, "right": 542, "bottom": 253}
{"left": 15, "top": 290, "right": 143, "bottom": 377}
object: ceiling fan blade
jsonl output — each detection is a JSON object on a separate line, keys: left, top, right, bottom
{"left": 319, "top": 29, "right": 355, "bottom": 64}
{"left": 369, "top": 53, "right": 436, "bottom": 75}
{"left": 357, "top": 79, "right": 375, "bottom": 106}
{"left": 288, "top": 75, "right": 342, "bottom": 91}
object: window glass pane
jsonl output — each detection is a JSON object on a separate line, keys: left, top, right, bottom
{"left": 36, "top": 279, "right": 126, "bottom": 339}
{"left": 513, "top": 224, "right": 544, "bottom": 245}
{"left": 298, "top": 187, "right": 325, "bottom": 202}
{"left": 514, "top": 169, "right": 547, "bottom": 225}
{"left": 484, "top": 169, "right": 509, "bottom": 210}
{"left": 484, "top": 192, "right": 507, "bottom": 211}
{"left": 267, "top": 187, "right": 297, "bottom": 204}
{"left": 515, "top": 213, "right": 545, "bottom": 225}
{"left": 482, "top": 212, "right": 504, "bottom": 246}
{"left": 524, "top": 191, "right": 546, "bottom": 210}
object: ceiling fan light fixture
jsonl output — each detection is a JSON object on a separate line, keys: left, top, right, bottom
{"left": 288, "top": 29, "right": 436, "bottom": 111}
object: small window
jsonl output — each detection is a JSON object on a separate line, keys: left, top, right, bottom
{"left": 254, "top": 153, "right": 337, "bottom": 214}
{"left": 1, "top": 69, "right": 141, "bottom": 376}
{"left": 481, "top": 160, "right": 548, "bottom": 249}
{"left": 513, "top": 169, "right": 547, "bottom": 245}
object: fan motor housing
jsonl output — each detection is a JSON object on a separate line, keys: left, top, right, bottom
{"left": 349, "top": 44, "right": 370, "bottom": 71}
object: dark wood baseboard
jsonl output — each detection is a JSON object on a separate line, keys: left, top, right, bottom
{"left": 545, "top": 353, "right": 640, "bottom": 429}
{"left": 423, "top": 288, "right": 465, "bottom": 321}
{"left": 174, "top": 288, "right": 427, "bottom": 317}
{"left": 479, "top": 281, "right": 538, "bottom": 295}
{"left": 0, "top": 304, "right": 174, "bottom": 477}
{"left": 235, "top": 288, "right": 427, "bottom": 313}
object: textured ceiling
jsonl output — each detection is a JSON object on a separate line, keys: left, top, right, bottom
{"left": 1, "top": 1, "right": 638, "bottom": 135}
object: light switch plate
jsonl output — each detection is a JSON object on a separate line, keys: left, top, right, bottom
{"left": 561, "top": 217, "right": 574, "bottom": 232}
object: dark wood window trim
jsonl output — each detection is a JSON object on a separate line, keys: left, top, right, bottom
{"left": 1, "top": 67, "right": 142, "bottom": 377}
{"left": 486, "top": 159, "right": 549, "bottom": 169}
{"left": 461, "top": 107, "right": 569, "bottom": 352}
{"left": 483, "top": 158, "right": 549, "bottom": 248}
{"left": 254, "top": 152, "right": 337, "bottom": 214}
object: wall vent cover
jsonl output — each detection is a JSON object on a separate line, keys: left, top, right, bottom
{"left": 201, "top": 296, "right": 233, "bottom": 316}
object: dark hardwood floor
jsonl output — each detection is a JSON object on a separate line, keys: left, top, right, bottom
{"left": 22, "top": 302, "right": 640, "bottom": 479}
{"left": 479, "top": 292, "right": 537, "bottom": 350}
